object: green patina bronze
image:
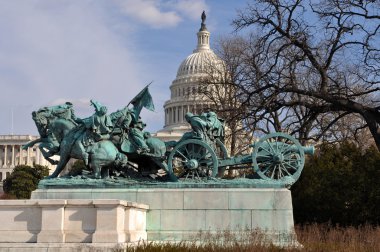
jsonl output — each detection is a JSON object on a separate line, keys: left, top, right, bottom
{"left": 166, "top": 113, "right": 314, "bottom": 184}
{"left": 26, "top": 85, "right": 176, "bottom": 181}
{"left": 26, "top": 86, "right": 314, "bottom": 187}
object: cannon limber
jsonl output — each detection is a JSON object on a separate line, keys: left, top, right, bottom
{"left": 166, "top": 132, "right": 314, "bottom": 183}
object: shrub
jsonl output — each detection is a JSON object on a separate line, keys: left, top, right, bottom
{"left": 3, "top": 164, "right": 49, "bottom": 199}
{"left": 292, "top": 142, "right": 380, "bottom": 226}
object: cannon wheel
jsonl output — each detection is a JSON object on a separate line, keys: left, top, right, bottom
{"left": 167, "top": 139, "right": 218, "bottom": 180}
{"left": 252, "top": 132, "right": 305, "bottom": 182}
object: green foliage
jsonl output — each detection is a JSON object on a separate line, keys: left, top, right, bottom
{"left": 292, "top": 142, "right": 380, "bottom": 225}
{"left": 3, "top": 164, "right": 49, "bottom": 199}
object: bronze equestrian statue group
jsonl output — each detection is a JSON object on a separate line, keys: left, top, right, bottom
{"left": 24, "top": 86, "right": 173, "bottom": 180}
{"left": 25, "top": 86, "right": 314, "bottom": 185}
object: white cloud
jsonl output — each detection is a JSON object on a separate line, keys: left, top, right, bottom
{"left": 170, "top": 0, "right": 208, "bottom": 21}
{"left": 113, "top": 0, "right": 209, "bottom": 29}
{"left": 0, "top": 1, "right": 146, "bottom": 134}
{"left": 0, "top": 0, "right": 212, "bottom": 135}
{"left": 114, "top": 0, "right": 182, "bottom": 28}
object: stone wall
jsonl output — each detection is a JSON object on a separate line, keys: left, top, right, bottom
{"left": 32, "top": 187, "right": 297, "bottom": 244}
{"left": 0, "top": 199, "right": 148, "bottom": 243}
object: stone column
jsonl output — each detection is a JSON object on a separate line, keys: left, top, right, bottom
{"left": 178, "top": 106, "right": 183, "bottom": 123}
{"left": 170, "top": 107, "right": 172, "bottom": 124}
{"left": 164, "top": 109, "right": 167, "bottom": 126}
{"left": 180, "top": 106, "right": 184, "bottom": 122}
{"left": 27, "top": 146, "right": 30, "bottom": 165}
{"left": 172, "top": 107, "right": 174, "bottom": 124}
{"left": 175, "top": 107, "right": 178, "bottom": 123}
{"left": 172, "top": 107, "right": 175, "bottom": 124}
{"left": 19, "top": 145, "right": 23, "bottom": 165}
{"left": 177, "top": 106, "right": 179, "bottom": 123}
{"left": 168, "top": 108, "right": 170, "bottom": 125}
{"left": 36, "top": 147, "right": 40, "bottom": 164}
{"left": 11, "top": 145, "right": 15, "bottom": 167}
{"left": 4, "top": 145, "right": 7, "bottom": 166}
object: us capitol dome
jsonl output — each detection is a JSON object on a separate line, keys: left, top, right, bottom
{"left": 156, "top": 12, "right": 225, "bottom": 141}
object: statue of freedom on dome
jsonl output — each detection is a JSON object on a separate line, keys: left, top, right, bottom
{"left": 201, "top": 10, "right": 206, "bottom": 24}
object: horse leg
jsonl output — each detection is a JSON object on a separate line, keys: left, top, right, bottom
{"left": 71, "top": 141, "right": 89, "bottom": 166}
{"left": 39, "top": 145, "right": 59, "bottom": 165}
{"left": 46, "top": 155, "right": 70, "bottom": 179}
{"left": 22, "top": 138, "right": 41, "bottom": 150}
{"left": 90, "top": 157, "right": 102, "bottom": 179}
{"left": 101, "top": 166, "right": 110, "bottom": 179}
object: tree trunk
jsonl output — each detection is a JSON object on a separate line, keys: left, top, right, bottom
{"left": 363, "top": 111, "right": 380, "bottom": 151}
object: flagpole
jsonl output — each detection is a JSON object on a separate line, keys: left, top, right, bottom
{"left": 11, "top": 107, "right": 14, "bottom": 135}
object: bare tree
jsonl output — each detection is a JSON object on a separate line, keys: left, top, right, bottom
{"left": 229, "top": 0, "right": 380, "bottom": 149}
{"left": 199, "top": 36, "right": 254, "bottom": 156}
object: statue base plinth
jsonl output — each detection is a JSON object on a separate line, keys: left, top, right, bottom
{"left": 32, "top": 186, "right": 299, "bottom": 246}
{"left": 0, "top": 199, "right": 148, "bottom": 245}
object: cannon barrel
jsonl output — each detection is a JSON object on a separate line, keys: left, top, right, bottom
{"left": 303, "top": 146, "right": 315, "bottom": 155}
{"left": 253, "top": 142, "right": 315, "bottom": 156}
{"left": 287, "top": 145, "right": 315, "bottom": 156}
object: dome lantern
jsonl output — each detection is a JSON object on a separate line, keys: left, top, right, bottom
{"left": 194, "top": 11, "right": 210, "bottom": 53}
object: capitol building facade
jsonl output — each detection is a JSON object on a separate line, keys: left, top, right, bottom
{"left": 155, "top": 14, "right": 224, "bottom": 141}
{"left": 0, "top": 135, "right": 55, "bottom": 183}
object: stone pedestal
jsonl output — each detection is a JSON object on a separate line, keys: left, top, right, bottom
{"left": 32, "top": 187, "right": 296, "bottom": 244}
{"left": 0, "top": 200, "right": 41, "bottom": 243}
{"left": 37, "top": 199, "right": 66, "bottom": 243}
{"left": 0, "top": 199, "right": 148, "bottom": 243}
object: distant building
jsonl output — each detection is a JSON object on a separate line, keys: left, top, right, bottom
{"left": 0, "top": 135, "right": 56, "bottom": 184}
{"left": 155, "top": 13, "right": 225, "bottom": 141}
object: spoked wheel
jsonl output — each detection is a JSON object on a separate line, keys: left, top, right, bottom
{"left": 214, "top": 139, "right": 229, "bottom": 177}
{"left": 252, "top": 132, "right": 305, "bottom": 182}
{"left": 167, "top": 139, "right": 218, "bottom": 181}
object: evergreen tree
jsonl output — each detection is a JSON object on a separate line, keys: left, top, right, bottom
{"left": 3, "top": 164, "right": 49, "bottom": 199}
{"left": 292, "top": 143, "right": 380, "bottom": 225}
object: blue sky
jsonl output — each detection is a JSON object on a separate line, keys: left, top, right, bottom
{"left": 0, "top": 0, "right": 248, "bottom": 135}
